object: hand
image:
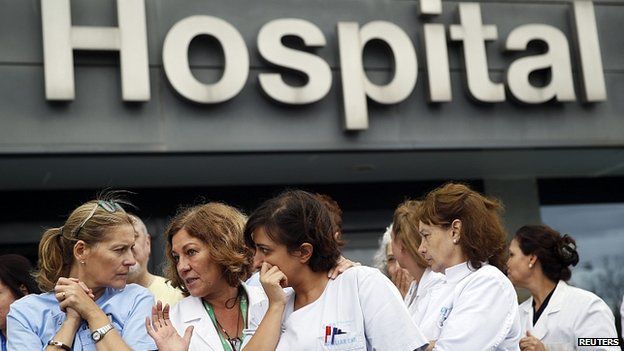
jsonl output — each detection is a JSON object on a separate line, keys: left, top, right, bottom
{"left": 519, "top": 331, "right": 546, "bottom": 351}
{"left": 54, "top": 277, "right": 98, "bottom": 319}
{"left": 425, "top": 340, "right": 436, "bottom": 351}
{"left": 146, "top": 301, "right": 193, "bottom": 351}
{"left": 390, "top": 268, "right": 413, "bottom": 298}
{"left": 259, "top": 262, "right": 288, "bottom": 306}
{"left": 327, "top": 256, "right": 361, "bottom": 279}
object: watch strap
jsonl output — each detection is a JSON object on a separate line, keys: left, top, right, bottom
{"left": 48, "top": 339, "right": 72, "bottom": 351}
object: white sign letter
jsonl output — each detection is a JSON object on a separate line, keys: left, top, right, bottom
{"left": 41, "top": 0, "right": 150, "bottom": 101}
{"left": 337, "top": 21, "right": 417, "bottom": 130}
{"left": 450, "top": 3, "right": 504, "bottom": 102}
{"left": 163, "top": 16, "right": 249, "bottom": 103}
{"left": 573, "top": 1, "right": 606, "bottom": 101}
{"left": 506, "top": 24, "right": 575, "bottom": 103}
{"left": 257, "top": 19, "right": 331, "bottom": 104}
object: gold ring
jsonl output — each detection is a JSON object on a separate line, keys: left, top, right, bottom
{"left": 61, "top": 291, "right": 66, "bottom": 298}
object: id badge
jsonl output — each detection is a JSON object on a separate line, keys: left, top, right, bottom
{"left": 319, "top": 321, "right": 366, "bottom": 351}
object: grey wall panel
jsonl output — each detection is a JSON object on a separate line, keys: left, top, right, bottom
{"left": 0, "top": 66, "right": 163, "bottom": 150}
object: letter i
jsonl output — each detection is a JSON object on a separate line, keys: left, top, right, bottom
{"left": 421, "top": 0, "right": 452, "bottom": 102}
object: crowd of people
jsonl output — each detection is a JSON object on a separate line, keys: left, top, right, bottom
{"left": 0, "top": 183, "right": 621, "bottom": 350}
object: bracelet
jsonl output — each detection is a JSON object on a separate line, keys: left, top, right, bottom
{"left": 48, "top": 339, "right": 72, "bottom": 351}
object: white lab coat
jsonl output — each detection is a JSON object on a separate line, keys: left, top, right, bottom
{"left": 519, "top": 280, "right": 618, "bottom": 351}
{"left": 404, "top": 268, "right": 445, "bottom": 329}
{"left": 169, "top": 282, "right": 268, "bottom": 351}
{"left": 424, "top": 262, "right": 522, "bottom": 351}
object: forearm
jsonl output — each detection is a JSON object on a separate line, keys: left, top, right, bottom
{"left": 44, "top": 318, "right": 81, "bottom": 351}
{"left": 242, "top": 303, "right": 285, "bottom": 351}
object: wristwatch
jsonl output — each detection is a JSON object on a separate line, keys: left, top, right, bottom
{"left": 91, "top": 323, "right": 114, "bottom": 342}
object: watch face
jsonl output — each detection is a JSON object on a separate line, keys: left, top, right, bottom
{"left": 92, "top": 331, "right": 101, "bottom": 341}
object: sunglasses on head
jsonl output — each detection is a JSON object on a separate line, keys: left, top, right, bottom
{"left": 73, "top": 200, "right": 125, "bottom": 237}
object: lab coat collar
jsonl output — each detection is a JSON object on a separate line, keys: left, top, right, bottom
{"left": 444, "top": 261, "right": 477, "bottom": 284}
{"left": 177, "top": 296, "right": 221, "bottom": 350}
{"left": 416, "top": 268, "right": 437, "bottom": 298}
{"left": 527, "top": 280, "right": 569, "bottom": 340}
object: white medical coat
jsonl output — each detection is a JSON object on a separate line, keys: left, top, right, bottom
{"left": 168, "top": 282, "right": 267, "bottom": 351}
{"left": 422, "top": 262, "right": 522, "bottom": 351}
{"left": 519, "top": 280, "right": 618, "bottom": 351}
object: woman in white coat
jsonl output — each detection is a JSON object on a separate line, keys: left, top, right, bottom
{"left": 507, "top": 225, "right": 619, "bottom": 351}
{"left": 390, "top": 200, "right": 444, "bottom": 333}
{"left": 146, "top": 203, "right": 267, "bottom": 351}
{"left": 417, "top": 183, "right": 522, "bottom": 350}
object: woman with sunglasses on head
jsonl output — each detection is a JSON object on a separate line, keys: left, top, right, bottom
{"left": 416, "top": 183, "right": 521, "bottom": 350}
{"left": 390, "top": 201, "right": 444, "bottom": 336}
{"left": 0, "top": 254, "right": 41, "bottom": 351}
{"left": 240, "top": 190, "right": 428, "bottom": 351}
{"left": 7, "top": 198, "right": 156, "bottom": 351}
{"left": 507, "top": 225, "right": 618, "bottom": 351}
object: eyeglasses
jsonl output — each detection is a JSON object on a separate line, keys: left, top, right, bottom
{"left": 73, "top": 200, "right": 124, "bottom": 237}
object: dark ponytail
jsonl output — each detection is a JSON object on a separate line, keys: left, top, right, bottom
{"left": 514, "top": 225, "right": 579, "bottom": 282}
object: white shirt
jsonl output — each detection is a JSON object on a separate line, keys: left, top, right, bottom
{"left": 519, "top": 280, "right": 619, "bottom": 351}
{"left": 422, "top": 262, "right": 521, "bottom": 351}
{"left": 246, "top": 266, "right": 428, "bottom": 351}
{"left": 404, "top": 268, "right": 445, "bottom": 331}
{"left": 168, "top": 282, "right": 267, "bottom": 351}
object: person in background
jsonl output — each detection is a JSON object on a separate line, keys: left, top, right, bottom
{"left": 417, "top": 182, "right": 521, "bottom": 350}
{"left": 0, "top": 254, "right": 41, "bottom": 351}
{"left": 241, "top": 190, "right": 428, "bottom": 350}
{"left": 390, "top": 200, "right": 444, "bottom": 332}
{"left": 127, "top": 214, "right": 184, "bottom": 307}
{"left": 373, "top": 225, "right": 414, "bottom": 298}
{"left": 7, "top": 197, "right": 156, "bottom": 351}
{"left": 507, "top": 224, "right": 619, "bottom": 351}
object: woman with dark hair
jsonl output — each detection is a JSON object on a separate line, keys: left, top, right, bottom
{"left": 417, "top": 182, "right": 521, "bottom": 350}
{"left": 0, "top": 254, "right": 41, "bottom": 351}
{"left": 241, "top": 190, "right": 428, "bottom": 350}
{"left": 507, "top": 225, "right": 618, "bottom": 351}
{"left": 7, "top": 197, "right": 156, "bottom": 351}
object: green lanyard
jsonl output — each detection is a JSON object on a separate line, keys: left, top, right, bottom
{"left": 202, "top": 291, "right": 249, "bottom": 351}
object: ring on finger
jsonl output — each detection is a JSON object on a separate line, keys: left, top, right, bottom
{"left": 61, "top": 291, "right": 66, "bottom": 299}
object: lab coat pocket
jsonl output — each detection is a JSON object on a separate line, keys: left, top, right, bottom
{"left": 545, "top": 342, "right": 573, "bottom": 351}
{"left": 318, "top": 321, "right": 366, "bottom": 351}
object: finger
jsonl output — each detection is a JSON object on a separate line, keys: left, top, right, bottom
{"left": 162, "top": 304, "right": 170, "bottom": 326}
{"left": 156, "top": 301, "right": 164, "bottom": 326}
{"left": 145, "top": 317, "right": 155, "bottom": 336}
{"left": 260, "top": 262, "right": 272, "bottom": 277}
{"left": 327, "top": 267, "right": 336, "bottom": 279}
{"left": 151, "top": 305, "right": 160, "bottom": 331}
{"left": 526, "top": 331, "right": 533, "bottom": 337}
{"left": 183, "top": 326, "right": 194, "bottom": 343}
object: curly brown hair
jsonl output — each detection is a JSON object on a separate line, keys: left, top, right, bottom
{"left": 164, "top": 203, "right": 253, "bottom": 295}
{"left": 420, "top": 183, "right": 508, "bottom": 271}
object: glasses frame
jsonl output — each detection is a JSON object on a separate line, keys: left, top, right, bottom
{"left": 73, "top": 200, "right": 124, "bottom": 237}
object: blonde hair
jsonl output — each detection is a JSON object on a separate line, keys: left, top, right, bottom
{"left": 34, "top": 197, "right": 133, "bottom": 292}
{"left": 392, "top": 200, "right": 428, "bottom": 269}
{"left": 164, "top": 203, "right": 253, "bottom": 295}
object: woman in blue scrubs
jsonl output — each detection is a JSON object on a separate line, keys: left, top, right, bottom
{"left": 7, "top": 198, "right": 156, "bottom": 351}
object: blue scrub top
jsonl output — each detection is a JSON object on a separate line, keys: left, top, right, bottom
{"left": 1, "top": 331, "right": 6, "bottom": 351}
{"left": 6, "top": 284, "right": 156, "bottom": 351}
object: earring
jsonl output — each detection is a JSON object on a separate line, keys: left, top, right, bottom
{"left": 81, "top": 261, "right": 85, "bottom": 264}
{"left": 453, "top": 239, "right": 458, "bottom": 244}
{"left": 528, "top": 263, "right": 533, "bottom": 268}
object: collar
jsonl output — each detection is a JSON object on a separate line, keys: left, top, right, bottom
{"left": 444, "top": 261, "right": 477, "bottom": 284}
{"left": 523, "top": 280, "right": 569, "bottom": 340}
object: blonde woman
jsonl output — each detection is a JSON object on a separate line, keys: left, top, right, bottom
{"left": 7, "top": 198, "right": 156, "bottom": 351}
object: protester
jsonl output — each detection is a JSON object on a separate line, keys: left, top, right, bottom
{"left": 373, "top": 225, "right": 414, "bottom": 297}
{"left": 146, "top": 202, "right": 264, "bottom": 351}
{"left": 241, "top": 190, "right": 428, "bottom": 350}
{"left": 507, "top": 224, "right": 619, "bottom": 351}
{"left": 7, "top": 198, "right": 156, "bottom": 350}
{"left": 0, "top": 254, "right": 41, "bottom": 351}
{"left": 417, "top": 182, "right": 521, "bottom": 350}
{"left": 127, "top": 214, "right": 184, "bottom": 307}
{"left": 391, "top": 200, "right": 444, "bottom": 330}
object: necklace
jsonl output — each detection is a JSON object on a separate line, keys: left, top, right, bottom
{"left": 202, "top": 289, "right": 249, "bottom": 351}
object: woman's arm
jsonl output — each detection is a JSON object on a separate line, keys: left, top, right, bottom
{"left": 242, "top": 263, "right": 288, "bottom": 351}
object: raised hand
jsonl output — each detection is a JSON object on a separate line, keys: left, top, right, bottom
{"left": 259, "top": 262, "right": 289, "bottom": 306}
{"left": 54, "top": 277, "right": 98, "bottom": 319}
{"left": 145, "top": 301, "right": 193, "bottom": 351}
{"left": 390, "top": 267, "right": 413, "bottom": 298}
{"left": 519, "top": 331, "right": 546, "bottom": 351}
